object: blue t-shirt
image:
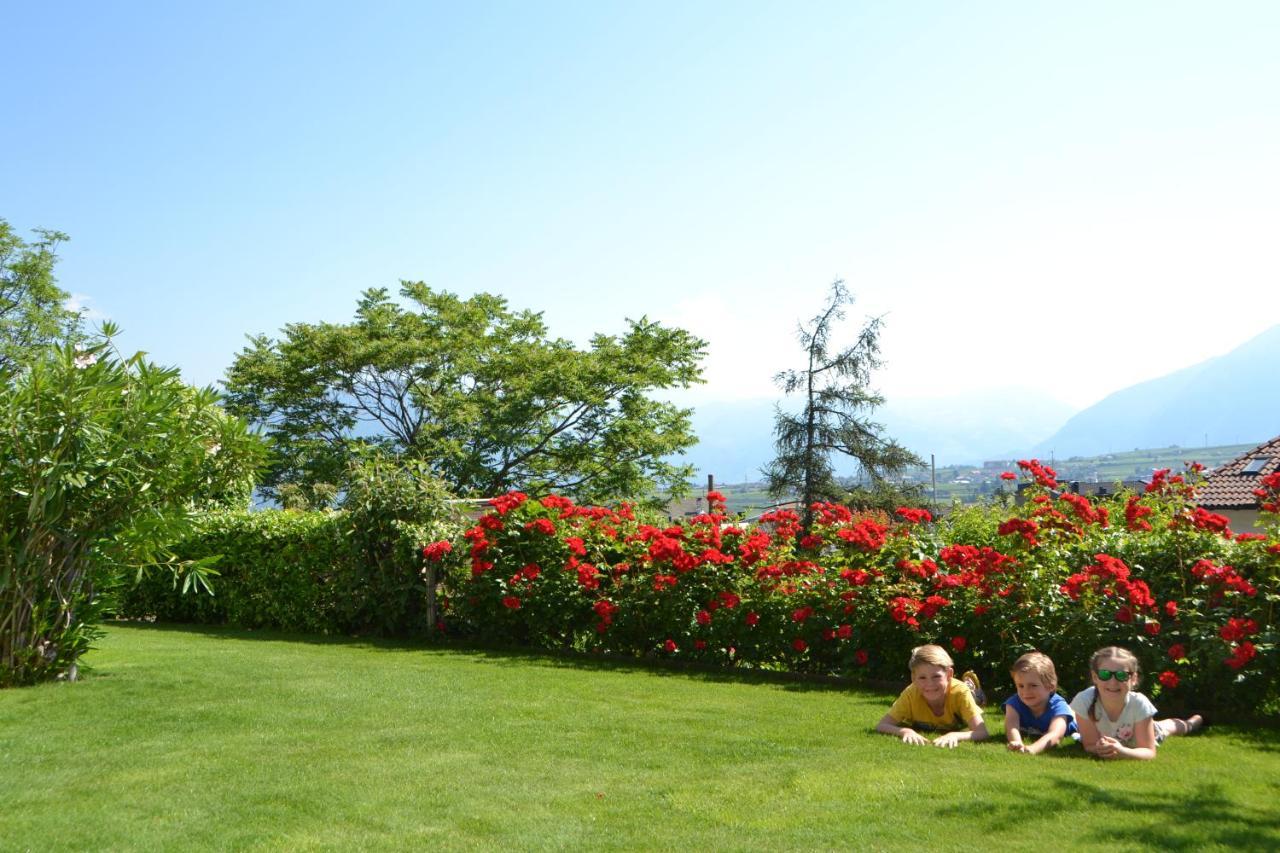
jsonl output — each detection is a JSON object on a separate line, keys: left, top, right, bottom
{"left": 1002, "top": 692, "right": 1078, "bottom": 738}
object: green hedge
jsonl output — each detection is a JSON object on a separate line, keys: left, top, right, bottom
{"left": 117, "top": 509, "right": 431, "bottom": 636}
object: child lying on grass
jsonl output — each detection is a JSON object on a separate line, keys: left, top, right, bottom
{"left": 1069, "top": 645, "right": 1203, "bottom": 761}
{"left": 1002, "top": 651, "right": 1077, "bottom": 754}
{"left": 875, "top": 644, "right": 989, "bottom": 748}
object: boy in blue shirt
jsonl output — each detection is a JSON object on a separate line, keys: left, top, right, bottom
{"left": 1003, "top": 651, "right": 1077, "bottom": 754}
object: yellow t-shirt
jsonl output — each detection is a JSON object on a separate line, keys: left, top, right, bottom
{"left": 887, "top": 678, "right": 983, "bottom": 732}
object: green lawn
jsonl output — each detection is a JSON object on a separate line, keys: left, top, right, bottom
{"left": 4, "top": 625, "right": 1279, "bottom": 851}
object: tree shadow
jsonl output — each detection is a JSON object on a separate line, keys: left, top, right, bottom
{"left": 936, "top": 776, "right": 1280, "bottom": 848}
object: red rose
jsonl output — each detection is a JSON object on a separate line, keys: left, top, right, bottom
{"left": 501, "top": 595, "right": 521, "bottom": 610}
{"left": 1115, "top": 606, "right": 1133, "bottom": 624}
{"left": 421, "top": 540, "right": 453, "bottom": 562}
{"left": 951, "top": 636, "right": 967, "bottom": 652}
{"left": 792, "top": 638, "right": 808, "bottom": 652}
{"left": 663, "top": 638, "right": 678, "bottom": 654}
{"left": 837, "top": 624, "right": 853, "bottom": 639}
{"left": 853, "top": 649, "right": 869, "bottom": 665}
{"left": 745, "top": 612, "right": 760, "bottom": 627}
{"left": 1158, "top": 671, "right": 1179, "bottom": 689}
{"left": 1164, "top": 600, "right": 1178, "bottom": 618}
{"left": 1168, "top": 643, "right": 1186, "bottom": 661}
{"left": 694, "top": 640, "right": 707, "bottom": 651}
{"left": 696, "top": 609, "right": 712, "bottom": 626}
{"left": 973, "top": 605, "right": 990, "bottom": 616}
{"left": 1144, "top": 621, "right": 1161, "bottom": 636}
{"left": 1000, "top": 471, "right": 1016, "bottom": 481}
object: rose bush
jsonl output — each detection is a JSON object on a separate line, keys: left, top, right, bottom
{"left": 436, "top": 464, "right": 1278, "bottom": 715}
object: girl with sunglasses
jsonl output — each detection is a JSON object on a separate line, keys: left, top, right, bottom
{"left": 1068, "top": 646, "right": 1203, "bottom": 760}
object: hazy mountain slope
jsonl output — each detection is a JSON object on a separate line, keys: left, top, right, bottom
{"left": 1034, "top": 325, "right": 1280, "bottom": 458}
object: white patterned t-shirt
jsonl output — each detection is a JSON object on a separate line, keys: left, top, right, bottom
{"left": 1068, "top": 687, "right": 1158, "bottom": 747}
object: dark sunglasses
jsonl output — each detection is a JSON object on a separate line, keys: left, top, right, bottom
{"left": 1095, "top": 668, "right": 1132, "bottom": 682}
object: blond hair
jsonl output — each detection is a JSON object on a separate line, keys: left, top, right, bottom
{"left": 1010, "top": 651, "right": 1058, "bottom": 692}
{"left": 1086, "top": 645, "right": 1142, "bottom": 721}
{"left": 908, "top": 644, "right": 954, "bottom": 671}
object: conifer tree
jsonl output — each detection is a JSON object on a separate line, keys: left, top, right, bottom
{"left": 764, "top": 280, "right": 922, "bottom": 529}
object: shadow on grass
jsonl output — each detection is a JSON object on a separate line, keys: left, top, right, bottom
{"left": 106, "top": 620, "right": 900, "bottom": 697}
{"left": 939, "top": 776, "right": 1280, "bottom": 849}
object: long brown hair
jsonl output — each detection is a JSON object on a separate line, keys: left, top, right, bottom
{"left": 1087, "top": 646, "right": 1141, "bottom": 721}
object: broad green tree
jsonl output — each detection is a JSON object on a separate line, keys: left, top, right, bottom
{"left": 223, "top": 283, "right": 706, "bottom": 505}
{"left": 0, "top": 218, "right": 81, "bottom": 371}
{"left": 765, "top": 280, "right": 922, "bottom": 528}
{"left": 1, "top": 329, "right": 267, "bottom": 686}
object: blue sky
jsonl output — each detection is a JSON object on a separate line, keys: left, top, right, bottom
{"left": 5, "top": 2, "right": 1279, "bottom": 410}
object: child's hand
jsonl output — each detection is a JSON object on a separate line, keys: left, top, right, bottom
{"left": 900, "top": 728, "right": 929, "bottom": 746}
{"left": 933, "top": 732, "right": 963, "bottom": 749}
{"left": 1007, "top": 739, "right": 1028, "bottom": 753}
{"left": 1094, "top": 735, "right": 1122, "bottom": 759}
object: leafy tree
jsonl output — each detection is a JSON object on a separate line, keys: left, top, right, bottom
{"left": 1, "top": 329, "right": 266, "bottom": 686}
{"left": 764, "top": 280, "right": 922, "bottom": 528}
{"left": 0, "top": 218, "right": 81, "bottom": 371}
{"left": 223, "top": 283, "right": 706, "bottom": 505}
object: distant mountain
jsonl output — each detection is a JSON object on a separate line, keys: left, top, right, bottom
{"left": 679, "top": 388, "right": 1076, "bottom": 481}
{"left": 1034, "top": 324, "right": 1280, "bottom": 458}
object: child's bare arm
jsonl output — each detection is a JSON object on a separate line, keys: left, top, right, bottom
{"left": 1110, "top": 717, "right": 1158, "bottom": 760}
{"left": 876, "top": 713, "right": 928, "bottom": 745}
{"left": 1076, "top": 714, "right": 1103, "bottom": 754}
{"left": 1025, "top": 716, "right": 1069, "bottom": 755}
{"left": 1004, "top": 707, "right": 1026, "bottom": 752}
{"left": 934, "top": 715, "right": 988, "bottom": 748}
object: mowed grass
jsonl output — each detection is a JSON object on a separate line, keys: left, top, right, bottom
{"left": 4, "top": 625, "right": 1280, "bottom": 851}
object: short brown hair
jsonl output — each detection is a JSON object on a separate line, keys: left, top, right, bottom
{"left": 1009, "top": 651, "right": 1058, "bottom": 692}
{"left": 908, "top": 644, "right": 954, "bottom": 671}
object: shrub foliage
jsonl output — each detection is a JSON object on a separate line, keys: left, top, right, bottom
{"left": 0, "top": 338, "right": 264, "bottom": 686}
{"left": 119, "top": 457, "right": 460, "bottom": 637}
{"left": 436, "top": 463, "right": 1278, "bottom": 714}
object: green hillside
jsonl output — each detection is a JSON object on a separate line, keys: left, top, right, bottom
{"left": 704, "top": 440, "right": 1263, "bottom": 514}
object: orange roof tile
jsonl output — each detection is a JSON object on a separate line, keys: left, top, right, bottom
{"left": 1198, "top": 434, "right": 1280, "bottom": 509}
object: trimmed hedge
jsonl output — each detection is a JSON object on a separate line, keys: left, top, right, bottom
{"left": 118, "top": 509, "right": 430, "bottom": 636}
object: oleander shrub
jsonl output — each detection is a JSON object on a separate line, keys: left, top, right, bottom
{"left": 1, "top": 338, "right": 264, "bottom": 686}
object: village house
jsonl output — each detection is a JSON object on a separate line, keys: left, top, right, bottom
{"left": 1197, "top": 434, "right": 1280, "bottom": 532}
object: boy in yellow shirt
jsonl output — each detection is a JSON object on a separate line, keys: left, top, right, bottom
{"left": 875, "top": 644, "right": 989, "bottom": 748}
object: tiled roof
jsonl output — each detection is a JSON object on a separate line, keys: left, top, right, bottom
{"left": 1198, "top": 434, "right": 1280, "bottom": 509}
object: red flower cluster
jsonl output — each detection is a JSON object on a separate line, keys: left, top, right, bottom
{"left": 1124, "top": 496, "right": 1154, "bottom": 532}
{"left": 1190, "top": 559, "right": 1257, "bottom": 598}
{"left": 895, "top": 507, "right": 933, "bottom": 525}
{"left": 489, "top": 491, "right": 529, "bottom": 515}
{"left": 524, "top": 518, "right": 556, "bottom": 536}
{"left": 1225, "top": 641, "right": 1257, "bottom": 670}
{"left": 421, "top": 540, "right": 453, "bottom": 562}
{"left": 1254, "top": 471, "right": 1280, "bottom": 513}
{"left": 836, "top": 519, "right": 888, "bottom": 551}
{"left": 1017, "top": 459, "right": 1059, "bottom": 489}
{"left": 998, "top": 517, "right": 1040, "bottom": 547}
{"left": 1219, "top": 617, "right": 1259, "bottom": 643}
{"left": 1158, "top": 670, "right": 1180, "bottom": 689}
{"left": 1058, "top": 492, "right": 1108, "bottom": 527}
{"left": 1060, "top": 554, "right": 1155, "bottom": 614}
{"left": 811, "top": 502, "right": 853, "bottom": 525}
{"left": 594, "top": 599, "right": 618, "bottom": 633}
